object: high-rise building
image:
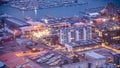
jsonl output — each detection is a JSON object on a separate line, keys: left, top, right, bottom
{"left": 59, "top": 25, "right": 92, "bottom": 45}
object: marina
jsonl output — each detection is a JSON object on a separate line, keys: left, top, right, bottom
{"left": 0, "top": 0, "right": 120, "bottom": 20}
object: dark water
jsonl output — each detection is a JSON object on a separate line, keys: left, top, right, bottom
{"left": 0, "top": 0, "right": 120, "bottom": 20}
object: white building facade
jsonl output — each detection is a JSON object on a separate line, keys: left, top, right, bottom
{"left": 59, "top": 25, "right": 92, "bottom": 45}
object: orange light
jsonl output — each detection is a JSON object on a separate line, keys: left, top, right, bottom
{"left": 16, "top": 53, "right": 24, "bottom": 57}
{"left": 33, "top": 25, "right": 40, "bottom": 30}
{"left": 32, "top": 29, "right": 50, "bottom": 38}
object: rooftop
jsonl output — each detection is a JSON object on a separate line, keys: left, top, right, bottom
{"left": 5, "top": 17, "right": 30, "bottom": 27}
{"left": 85, "top": 51, "right": 106, "bottom": 59}
{"left": 66, "top": 39, "right": 101, "bottom": 47}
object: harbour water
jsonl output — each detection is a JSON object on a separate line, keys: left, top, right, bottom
{"left": 0, "top": 0, "right": 120, "bottom": 20}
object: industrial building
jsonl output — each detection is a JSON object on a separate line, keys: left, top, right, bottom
{"left": 2, "top": 17, "right": 47, "bottom": 38}
{"left": 62, "top": 51, "right": 110, "bottom": 68}
{"left": 2, "top": 17, "right": 30, "bottom": 36}
{"left": 4, "top": 17, "right": 29, "bottom": 28}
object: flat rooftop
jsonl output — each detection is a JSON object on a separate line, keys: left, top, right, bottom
{"left": 5, "top": 17, "right": 30, "bottom": 27}
{"left": 85, "top": 51, "right": 106, "bottom": 59}
{"left": 66, "top": 39, "right": 101, "bottom": 47}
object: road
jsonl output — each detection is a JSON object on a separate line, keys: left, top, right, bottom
{"left": 102, "top": 43, "right": 120, "bottom": 54}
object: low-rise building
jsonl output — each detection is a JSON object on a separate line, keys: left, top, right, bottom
{"left": 62, "top": 51, "right": 109, "bottom": 68}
